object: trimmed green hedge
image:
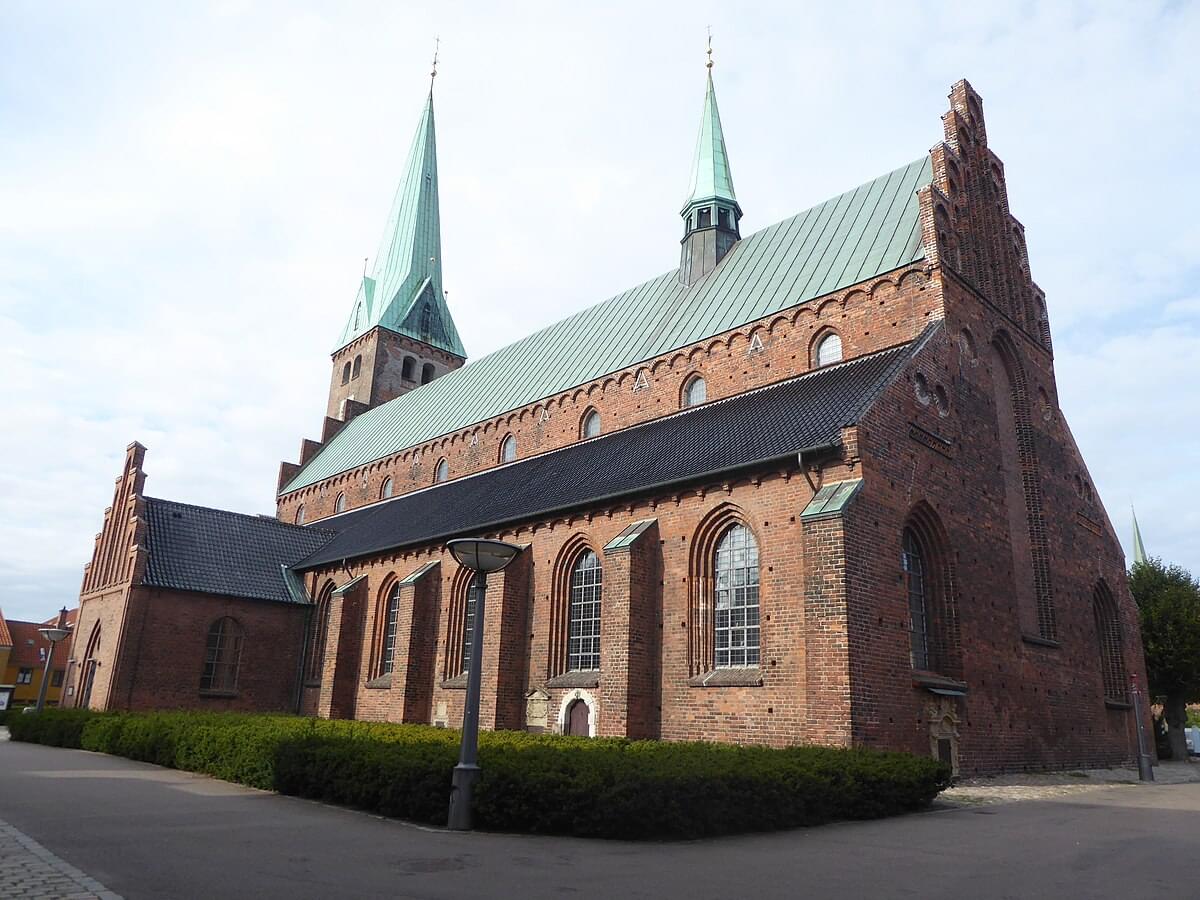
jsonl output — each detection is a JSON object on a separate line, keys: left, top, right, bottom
{"left": 10, "top": 710, "right": 949, "bottom": 839}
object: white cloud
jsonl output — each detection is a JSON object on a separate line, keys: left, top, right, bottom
{"left": 0, "top": 1, "right": 1198, "bottom": 620}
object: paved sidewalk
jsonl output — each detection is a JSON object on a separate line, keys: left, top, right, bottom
{"left": 0, "top": 818, "right": 121, "bottom": 900}
{"left": 2, "top": 738, "right": 1199, "bottom": 899}
{"left": 943, "top": 760, "right": 1200, "bottom": 805}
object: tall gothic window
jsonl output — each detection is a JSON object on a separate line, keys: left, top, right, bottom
{"left": 815, "top": 332, "right": 843, "bottom": 367}
{"left": 714, "top": 524, "right": 760, "bottom": 667}
{"left": 201, "top": 617, "right": 243, "bottom": 693}
{"left": 567, "top": 551, "right": 602, "bottom": 671}
{"left": 683, "top": 375, "right": 706, "bottom": 408}
{"left": 460, "top": 583, "right": 478, "bottom": 675}
{"left": 903, "top": 529, "right": 930, "bottom": 670}
{"left": 305, "top": 584, "right": 332, "bottom": 682}
{"left": 378, "top": 583, "right": 401, "bottom": 677}
{"left": 1094, "top": 583, "right": 1127, "bottom": 703}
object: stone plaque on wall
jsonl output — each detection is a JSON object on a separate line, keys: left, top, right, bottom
{"left": 434, "top": 700, "right": 448, "bottom": 728}
{"left": 525, "top": 688, "right": 550, "bottom": 732}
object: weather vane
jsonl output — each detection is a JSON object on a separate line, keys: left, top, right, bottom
{"left": 431, "top": 36, "right": 440, "bottom": 85}
{"left": 706, "top": 26, "right": 713, "bottom": 69}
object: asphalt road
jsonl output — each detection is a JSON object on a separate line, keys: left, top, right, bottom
{"left": 1, "top": 738, "right": 1197, "bottom": 900}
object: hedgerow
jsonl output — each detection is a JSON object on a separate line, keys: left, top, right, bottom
{"left": 9, "top": 709, "right": 949, "bottom": 838}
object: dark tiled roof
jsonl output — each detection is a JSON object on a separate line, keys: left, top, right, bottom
{"left": 296, "top": 340, "right": 917, "bottom": 569}
{"left": 142, "top": 499, "right": 335, "bottom": 604}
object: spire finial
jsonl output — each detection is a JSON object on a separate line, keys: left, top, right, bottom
{"left": 430, "top": 36, "right": 440, "bottom": 87}
{"left": 706, "top": 26, "right": 713, "bottom": 69}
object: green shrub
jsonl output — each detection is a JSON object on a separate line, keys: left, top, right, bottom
{"left": 10, "top": 709, "right": 949, "bottom": 838}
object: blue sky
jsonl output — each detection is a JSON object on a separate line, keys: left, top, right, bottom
{"left": 1, "top": 1, "right": 1197, "bottom": 622}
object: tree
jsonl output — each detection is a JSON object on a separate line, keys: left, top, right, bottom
{"left": 1130, "top": 559, "right": 1200, "bottom": 761}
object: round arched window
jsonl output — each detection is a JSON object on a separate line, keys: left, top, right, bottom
{"left": 434, "top": 458, "right": 449, "bottom": 483}
{"left": 815, "top": 332, "right": 843, "bottom": 367}
{"left": 380, "top": 477, "right": 393, "bottom": 499}
{"left": 294, "top": 504, "right": 305, "bottom": 525}
{"left": 500, "top": 435, "right": 517, "bottom": 463}
{"left": 335, "top": 492, "right": 347, "bottom": 514}
{"left": 581, "top": 410, "right": 601, "bottom": 439}
{"left": 682, "top": 375, "right": 706, "bottom": 408}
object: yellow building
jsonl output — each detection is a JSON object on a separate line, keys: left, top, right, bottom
{"left": 0, "top": 608, "right": 75, "bottom": 710}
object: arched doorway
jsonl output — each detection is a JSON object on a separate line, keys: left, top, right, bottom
{"left": 78, "top": 623, "right": 102, "bottom": 708}
{"left": 565, "top": 699, "right": 590, "bottom": 736}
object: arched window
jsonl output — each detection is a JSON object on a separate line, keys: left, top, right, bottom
{"left": 1094, "top": 583, "right": 1127, "bottom": 703}
{"left": 903, "top": 529, "right": 930, "bottom": 670}
{"left": 380, "top": 477, "right": 393, "bottom": 499}
{"left": 714, "top": 524, "right": 760, "bottom": 668}
{"left": 341, "top": 362, "right": 351, "bottom": 385}
{"left": 434, "top": 458, "right": 449, "bottom": 483}
{"left": 401, "top": 356, "right": 416, "bottom": 381}
{"left": 567, "top": 551, "right": 602, "bottom": 671}
{"left": 421, "top": 363, "right": 435, "bottom": 385}
{"left": 377, "top": 582, "right": 401, "bottom": 677}
{"left": 815, "top": 331, "right": 843, "bottom": 367}
{"left": 294, "top": 504, "right": 305, "bottom": 525}
{"left": 78, "top": 623, "right": 102, "bottom": 708}
{"left": 305, "top": 583, "right": 333, "bottom": 682}
{"left": 334, "top": 492, "right": 347, "bottom": 514}
{"left": 682, "top": 375, "right": 706, "bottom": 408}
{"left": 581, "top": 409, "right": 601, "bottom": 439}
{"left": 499, "top": 434, "right": 517, "bottom": 463}
{"left": 200, "top": 617, "right": 243, "bottom": 694}
{"left": 351, "top": 355, "right": 362, "bottom": 379}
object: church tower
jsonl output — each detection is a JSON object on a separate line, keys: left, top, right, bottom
{"left": 326, "top": 77, "right": 466, "bottom": 420}
{"left": 678, "top": 45, "right": 741, "bottom": 287}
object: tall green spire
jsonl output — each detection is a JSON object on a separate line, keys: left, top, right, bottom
{"left": 1132, "top": 506, "right": 1147, "bottom": 565}
{"left": 335, "top": 90, "right": 466, "bottom": 358}
{"left": 681, "top": 69, "right": 739, "bottom": 218}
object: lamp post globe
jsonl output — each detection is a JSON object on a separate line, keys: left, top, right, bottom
{"left": 445, "top": 538, "right": 523, "bottom": 831}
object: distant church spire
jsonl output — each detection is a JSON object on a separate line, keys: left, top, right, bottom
{"left": 678, "top": 35, "right": 742, "bottom": 286}
{"left": 1132, "top": 506, "right": 1147, "bottom": 565}
{"left": 334, "top": 81, "right": 465, "bottom": 359}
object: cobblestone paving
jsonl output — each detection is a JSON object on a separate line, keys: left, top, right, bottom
{"left": 0, "top": 818, "right": 121, "bottom": 900}
{"left": 942, "top": 760, "right": 1200, "bottom": 805}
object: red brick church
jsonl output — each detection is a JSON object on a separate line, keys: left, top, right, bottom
{"left": 62, "top": 66, "right": 1145, "bottom": 774}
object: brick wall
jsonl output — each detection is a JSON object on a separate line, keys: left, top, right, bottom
{"left": 279, "top": 265, "right": 940, "bottom": 523}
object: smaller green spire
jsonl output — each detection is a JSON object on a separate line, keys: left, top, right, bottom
{"left": 681, "top": 68, "right": 739, "bottom": 217}
{"left": 1132, "top": 506, "right": 1147, "bottom": 565}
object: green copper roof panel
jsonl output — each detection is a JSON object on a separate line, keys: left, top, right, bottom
{"left": 800, "top": 479, "right": 864, "bottom": 520}
{"left": 282, "top": 155, "right": 932, "bottom": 495}
{"left": 399, "top": 560, "right": 439, "bottom": 584}
{"left": 603, "top": 518, "right": 658, "bottom": 551}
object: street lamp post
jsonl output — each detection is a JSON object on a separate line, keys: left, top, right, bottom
{"left": 35, "top": 607, "right": 72, "bottom": 714}
{"left": 1129, "top": 673, "right": 1155, "bottom": 782}
{"left": 445, "top": 538, "right": 523, "bottom": 831}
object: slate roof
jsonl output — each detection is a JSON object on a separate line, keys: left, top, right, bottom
{"left": 295, "top": 340, "right": 917, "bottom": 569}
{"left": 283, "top": 155, "right": 933, "bottom": 495}
{"left": 142, "top": 498, "right": 335, "bottom": 604}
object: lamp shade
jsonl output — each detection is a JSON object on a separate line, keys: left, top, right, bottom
{"left": 39, "top": 627, "right": 71, "bottom": 644}
{"left": 447, "top": 538, "right": 523, "bottom": 573}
